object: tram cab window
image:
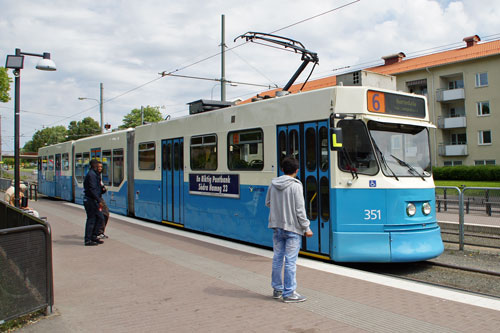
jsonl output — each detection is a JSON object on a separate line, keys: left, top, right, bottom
{"left": 228, "top": 129, "right": 263, "bottom": 170}
{"left": 138, "top": 142, "right": 156, "bottom": 170}
{"left": 338, "top": 120, "right": 378, "bottom": 175}
{"left": 191, "top": 134, "right": 217, "bottom": 170}
{"left": 75, "top": 153, "right": 83, "bottom": 183}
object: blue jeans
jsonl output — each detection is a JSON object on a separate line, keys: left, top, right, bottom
{"left": 271, "top": 228, "right": 302, "bottom": 298}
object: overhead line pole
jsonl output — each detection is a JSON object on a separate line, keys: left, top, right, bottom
{"left": 221, "top": 14, "right": 226, "bottom": 101}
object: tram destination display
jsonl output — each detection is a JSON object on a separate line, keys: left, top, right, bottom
{"left": 367, "top": 90, "right": 426, "bottom": 118}
{"left": 189, "top": 173, "right": 240, "bottom": 198}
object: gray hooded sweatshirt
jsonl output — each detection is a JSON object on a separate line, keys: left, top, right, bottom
{"left": 265, "top": 175, "right": 311, "bottom": 235}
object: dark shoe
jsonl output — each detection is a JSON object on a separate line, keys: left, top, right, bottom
{"left": 283, "top": 292, "right": 307, "bottom": 303}
{"left": 273, "top": 289, "right": 283, "bottom": 299}
{"left": 85, "top": 241, "right": 99, "bottom": 246}
{"left": 91, "top": 239, "right": 104, "bottom": 244}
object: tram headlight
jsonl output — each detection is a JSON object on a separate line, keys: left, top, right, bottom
{"left": 406, "top": 203, "right": 416, "bottom": 216}
{"left": 422, "top": 202, "right": 432, "bottom": 215}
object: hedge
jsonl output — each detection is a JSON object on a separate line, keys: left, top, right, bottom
{"left": 433, "top": 165, "right": 500, "bottom": 181}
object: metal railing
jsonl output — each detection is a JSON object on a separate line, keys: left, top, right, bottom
{"left": 436, "top": 186, "right": 500, "bottom": 250}
{"left": 0, "top": 200, "right": 53, "bottom": 324}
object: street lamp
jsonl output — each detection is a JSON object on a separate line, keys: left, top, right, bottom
{"left": 5, "top": 48, "right": 56, "bottom": 208}
{"left": 78, "top": 82, "right": 104, "bottom": 133}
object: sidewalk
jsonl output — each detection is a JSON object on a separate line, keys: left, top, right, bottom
{"left": 17, "top": 198, "right": 500, "bottom": 332}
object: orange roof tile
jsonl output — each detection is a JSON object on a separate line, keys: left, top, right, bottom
{"left": 368, "top": 39, "right": 500, "bottom": 75}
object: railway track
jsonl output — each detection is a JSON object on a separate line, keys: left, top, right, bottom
{"left": 344, "top": 257, "right": 500, "bottom": 299}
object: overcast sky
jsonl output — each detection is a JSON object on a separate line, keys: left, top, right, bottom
{"left": 1, "top": 0, "right": 500, "bottom": 153}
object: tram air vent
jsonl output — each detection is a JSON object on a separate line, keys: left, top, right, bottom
{"left": 188, "top": 99, "right": 235, "bottom": 115}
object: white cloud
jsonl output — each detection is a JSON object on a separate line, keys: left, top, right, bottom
{"left": 1, "top": 0, "right": 500, "bottom": 152}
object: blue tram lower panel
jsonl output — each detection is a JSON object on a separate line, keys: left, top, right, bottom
{"left": 184, "top": 183, "right": 272, "bottom": 248}
{"left": 134, "top": 179, "right": 162, "bottom": 221}
{"left": 38, "top": 176, "right": 73, "bottom": 201}
{"left": 75, "top": 181, "right": 129, "bottom": 216}
{"left": 331, "top": 187, "right": 444, "bottom": 262}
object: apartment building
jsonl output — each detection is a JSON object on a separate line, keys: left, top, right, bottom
{"left": 369, "top": 35, "right": 500, "bottom": 166}
{"left": 241, "top": 35, "right": 500, "bottom": 167}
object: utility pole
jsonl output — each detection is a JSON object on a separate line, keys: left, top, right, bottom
{"left": 100, "top": 82, "right": 104, "bottom": 133}
{"left": 141, "top": 106, "right": 144, "bottom": 125}
{"left": 221, "top": 14, "right": 226, "bottom": 101}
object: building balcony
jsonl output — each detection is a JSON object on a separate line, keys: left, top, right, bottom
{"left": 437, "top": 116, "right": 467, "bottom": 129}
{"left": 436, "top": 88, "right": 465, "bottom": 102}
{"left": 438, "top": 144, "right": 468, "bottom": 156}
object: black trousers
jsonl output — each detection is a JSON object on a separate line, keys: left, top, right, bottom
{"left": 84, "top": 198, "right": 104, "bottom": 243}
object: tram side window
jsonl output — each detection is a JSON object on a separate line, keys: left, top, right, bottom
{"left": 75, "top": 153, "right": 83, "bottom": 183}
{"left": 47, "top": 155, "right": 54, "bottom": 181}
{"left": 190, "top": 134, "right": 217, "bottom": 170}
{"left": 62, "top": 153, "right": 70, "bottom": 171}
{"left": 102, "top": 150, "right": 112, "bottom": 186}
{"left": 113, "top": 149, "right": 124, "bottom": 187}
{"left": 42, "top": 156, "right": 47, "bottom": 177}
{"left": 338, "top": 120, "right": 378, "bottom": 176}
{"left": 139, "top": 142, "right": 156, "bottom": 170}
{"left": 83, "top": 152, "right": 90, "bottom": 177}
{"left": 228, "top": 129, "right": 263, "bottom": 170}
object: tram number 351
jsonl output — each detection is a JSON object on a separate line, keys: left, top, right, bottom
{"left": 364, "top": 209, "right": 382, "bottom": 220}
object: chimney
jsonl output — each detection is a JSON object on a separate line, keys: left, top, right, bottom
{"left": 463, "top": 35, "right": 480, "bottom": 47}
{"left": 382, "top": 52, "right": 406, "bottom": 65}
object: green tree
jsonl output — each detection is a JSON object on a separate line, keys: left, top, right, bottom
{"left": 0, "top": 67, "right": 12, "bottom": 103}
{"left": 119, "top": 106, "right": 163, "bottom": 129}
{"left": 67, "top": 117, "right": 101, "bottom": 141}
{"left": 23, "top": 126, "right": 68, "bottom": 152}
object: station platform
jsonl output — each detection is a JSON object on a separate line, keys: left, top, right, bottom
{"left": 19, "top": 198, "right": 500, "bottom": 332}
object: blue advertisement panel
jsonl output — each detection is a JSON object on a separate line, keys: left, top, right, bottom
{"left": 189, "top": 173, "right": 240, "bottom": 198}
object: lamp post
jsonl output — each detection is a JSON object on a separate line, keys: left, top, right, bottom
{"left": 211, "top": 82, "right": 237, "bottom": 100}
{"left": 5, "top": 48, "right": 56, "bottom": 208}
{"left": 78, "top": 82, "right": 104, "bottom": 133}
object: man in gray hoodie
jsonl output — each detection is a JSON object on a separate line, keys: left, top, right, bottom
{"left": 265, "top": 156, "right": 313, "bottom": 303}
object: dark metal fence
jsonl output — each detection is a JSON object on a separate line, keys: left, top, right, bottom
{"left": 436, "top": 186, "right": 500, "bottom": 250}
{"left": 0, "top": 200, "right": 53, "bottom": 324}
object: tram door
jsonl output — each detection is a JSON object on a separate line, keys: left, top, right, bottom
{"left": 277, "top": 121, "right": 331, "bottom": 255}
{"left": 161, "top": 138, "right": 184, "bottom": 225}
{"left": 55, "top": 154, "right": 62, "bottom": 198}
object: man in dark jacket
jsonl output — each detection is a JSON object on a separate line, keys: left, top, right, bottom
{"left": 84, "top": 159, "right": 105, "bottom": 246}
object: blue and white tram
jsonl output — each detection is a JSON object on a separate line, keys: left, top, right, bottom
{"left": 132, "top": 86, "right": 443, "bottom": 262}
{"left": 38, "top": 141, "right": 73, "bottom": 201}
{"left": 38, "top": 85, "right": 444, "bottom": 262}
{"left": 72, "top": 129, "right": 134, "bottom": 216}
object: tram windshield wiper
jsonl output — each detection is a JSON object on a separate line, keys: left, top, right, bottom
{"left": 372, "top": 141, "right": 399, "bottom": 181}
{"left": 341, "top": 148, "right": 358, "bottom": 180}
{"left": 390, "top": 154, "right": 426, "bottom": 181}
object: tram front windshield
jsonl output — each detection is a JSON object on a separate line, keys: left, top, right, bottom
{"left": 368, "top": 121, "right": 431, "bottom": 178}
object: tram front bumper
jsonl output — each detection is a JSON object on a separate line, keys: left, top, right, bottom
{"left": 332, "top": 226, "right": 444, "bottom": 263}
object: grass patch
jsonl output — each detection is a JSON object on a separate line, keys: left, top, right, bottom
{"left": 435, "top": 180, "right": 500, "bottom": 196}
{"left": 0, "top": 309, "right": 45, "bottom": 332}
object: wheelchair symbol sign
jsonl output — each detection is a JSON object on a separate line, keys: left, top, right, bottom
{"left": 369, "top": 180, "right": 377, "bottom": 187}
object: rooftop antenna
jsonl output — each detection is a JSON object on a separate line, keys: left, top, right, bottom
{"left": 234, "top": 32, "right": 319, "bottom": 92}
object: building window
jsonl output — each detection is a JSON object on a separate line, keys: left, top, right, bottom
{"left": 475, "top": 160, "right": 496, "bottom": 166}
{"left": 476, "top": 101, "right": 490, "bottom": 116}
{"left": 190, "top": 134, "right": 217, "bottom": 170}
{"left": 228, "top": 129, "right": 263, "bottom": 170}
{"left": 478, "top": 130, "right": 492, "bottom": 145}
{"left": 444, "top": 160, "right": 463, "bottom": 166}
{"left": 451, "top": 133, "right": 467, "bottom": 145}
{"left": 138, "top": 142, "right": 156, "bottom": 170}
{"left": 448, "top": 80, "right": 464, "bottom": 89}
{"left": 475, "top": 72, "right": 488, "bottom": 87}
